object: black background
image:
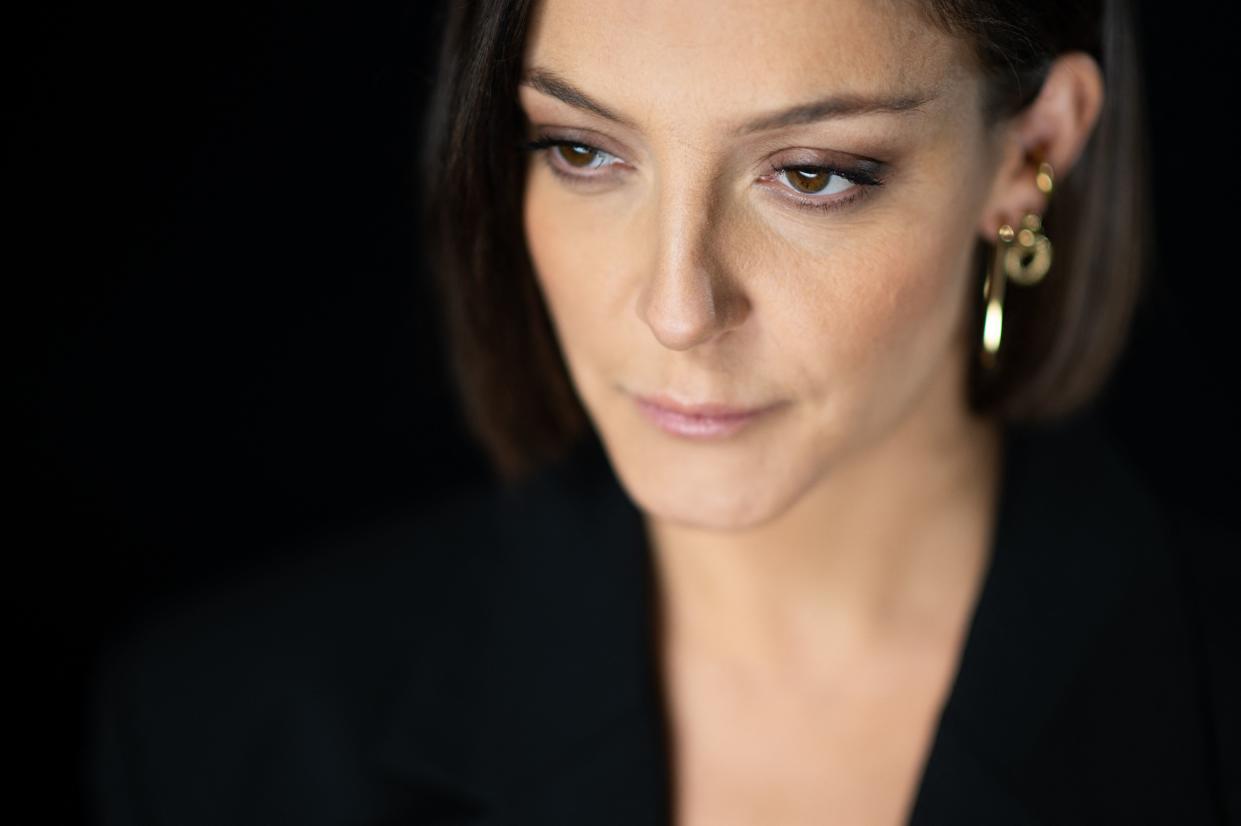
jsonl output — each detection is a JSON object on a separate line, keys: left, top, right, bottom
{"left": 11, "top": 3, "right": 1239, "bottom": 822}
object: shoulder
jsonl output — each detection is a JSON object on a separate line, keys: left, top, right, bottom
{"left": 990, "top": 410, "right": 1241, "bottom": 821}
{"left": 1163, "top": 496, "right": 1241, "bottom": 822}
{"left": 94, "top": 480, "right": 504, "bottom": 696}
{"left": 1007, "top": 407, "right": 1239, "bottom": 694}
{"left": 1010, "top": 409, "right": 1238, "bottom": 644}
{"left": 84, "top": 481, "right": 508, "bottom": 825}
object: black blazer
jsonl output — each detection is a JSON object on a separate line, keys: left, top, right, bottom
{"left": 86, "top": 411, "right": 1240, "bottom": 825}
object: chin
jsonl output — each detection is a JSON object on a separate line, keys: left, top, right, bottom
{"left": 600, "top": 422, "right": 815, "bottom": 532}
{"left": 636, "top": 469, "right": 805, "bottom": 532}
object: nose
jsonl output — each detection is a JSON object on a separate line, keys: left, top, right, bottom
{"left": 635, "top": 184, "right": 751, "bottom": 351}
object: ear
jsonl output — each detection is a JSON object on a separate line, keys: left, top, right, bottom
{"left": 977, "top": 51, "right": 1105, "bottom": 240}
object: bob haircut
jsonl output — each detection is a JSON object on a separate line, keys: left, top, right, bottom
{"left": 419, "top": 0, "right": 1151, "bottom": 484}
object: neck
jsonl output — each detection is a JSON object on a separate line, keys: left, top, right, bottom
{"left": 644, "top": 369, "right": 1004, "bottom": 683}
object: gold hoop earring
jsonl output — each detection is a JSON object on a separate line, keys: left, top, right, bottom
{"left": 980, "top": 160, "right": 1055, "bottom": 370}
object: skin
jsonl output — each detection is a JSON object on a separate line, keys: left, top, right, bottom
{"left": 518, "top": 0, "right": 1103, "bottom": 822}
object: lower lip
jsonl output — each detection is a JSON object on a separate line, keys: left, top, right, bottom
{"left": 633, "top": 398, "right": 779, "bottom": 440}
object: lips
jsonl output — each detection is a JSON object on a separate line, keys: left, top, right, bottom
{"left": 632, "top": 393, "right": 772, "bottom": 418}
{"left": 630, "top": 392, "right": 784, "bottom": 439}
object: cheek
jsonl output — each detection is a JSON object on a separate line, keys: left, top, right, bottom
{"left": 841, "top": 235, "right": 966, "bottom": 364}
{"left": 762, "top": 204, "right": 977, "bottom": 416}
{"left": 803, "top": 182, "right": 981, "bottom": 388}
{"left": 524, "top": 173, "right": 593, "bottom": 346}
{"left": 523, "top": 169, "right": 634, "bottom": 385}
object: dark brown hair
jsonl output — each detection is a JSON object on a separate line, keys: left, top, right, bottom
{"left": 419, "top": 0, "right": 1151, "bottom": 484}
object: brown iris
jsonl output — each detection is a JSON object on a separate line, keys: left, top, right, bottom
{"left": 786, "top": 168, "right": 832, "bottom": 194}
{"left": 557, "top": 143, "right": 598, "bottom": 168}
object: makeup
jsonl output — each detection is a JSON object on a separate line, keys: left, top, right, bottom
{"left": 632, "top": 394, "right": 785, "bottom": 440}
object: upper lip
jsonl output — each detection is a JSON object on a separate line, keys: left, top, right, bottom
{"left": 633, "top": 392, "right": 777, "bottom": 418}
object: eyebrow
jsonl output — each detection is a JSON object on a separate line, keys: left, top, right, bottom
{"left": 520, "top": 67, "right": 937, "bottom": 135}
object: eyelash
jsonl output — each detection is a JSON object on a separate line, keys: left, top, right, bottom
{"left": 520, "top": 135, "right": 884, "bottom": 214}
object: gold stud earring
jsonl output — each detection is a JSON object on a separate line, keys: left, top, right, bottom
{"left": 980, "top": 160, "right": 1055, "bottom": 370}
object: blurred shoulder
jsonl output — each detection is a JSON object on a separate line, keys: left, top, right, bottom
{"left": 83, "top": 437, "right": 628, "bottom": 824}
{"left": 99, "top": 480, "right": 505, "bottom": 684}
{"left": 1164, "top": 493, "right": 1241, "bottom": 821}
{"left": 85, "top": 480, "right": 508, "bottom": 824}
{"left": 1003, "top": 409, "right": 1240, "bottom": 819}
{"left": 1008, "top": 406, "right": 1238, "bottom": 645}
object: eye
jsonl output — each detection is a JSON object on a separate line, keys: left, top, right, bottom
{"left": 522, "top": 136, "right": 625, "bottom": 179}
{"left": 764, "top": 162, "right": 886, "bottom": 213}
{"left": 778, "top": 168, "right": 856, "bottom": 196}
{"left": 553, "top": 142, "right": 614, "bottom": 170}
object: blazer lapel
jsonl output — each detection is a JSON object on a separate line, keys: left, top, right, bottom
{"left": 908, "top": 413, "right": 1171, "bottom": 824}
{"left": 368, "top": 430, "right": 673, "bottom": 825}
{"left": 475, "top": 431, "right": 673, "bottom": 825}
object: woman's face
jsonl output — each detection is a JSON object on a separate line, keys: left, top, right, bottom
{"left": 520, "top": 0, "right": 1004, "bottom": 530}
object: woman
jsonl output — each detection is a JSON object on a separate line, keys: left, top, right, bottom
{"left": 87, "top": 1, "right": 1237, "bottom": 824}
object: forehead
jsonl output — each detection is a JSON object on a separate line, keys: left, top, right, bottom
{"left": 522, "top": 0, "right": 972, "bottom": 125}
